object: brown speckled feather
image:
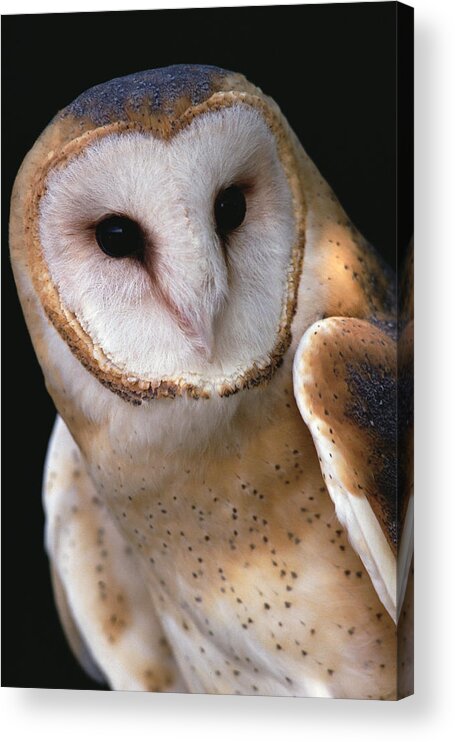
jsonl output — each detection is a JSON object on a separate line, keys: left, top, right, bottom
{"left": 43, "top": 417, "right": 185, "bottom": 691}
{"left": 293, "top": 319, "right": 397, "bottom": 621}
{"left": 295, "top": 317, "right": 398, "bottom": 551}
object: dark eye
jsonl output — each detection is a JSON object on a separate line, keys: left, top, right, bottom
{"left": 95, "top": 215, "right": 144, "bottom": 258}
{"left": 214, "top": 185, "right": 246, "bottom": 236}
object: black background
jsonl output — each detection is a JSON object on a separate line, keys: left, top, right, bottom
{"left": 1, "top": 2, "right": 411, "bottom": 690}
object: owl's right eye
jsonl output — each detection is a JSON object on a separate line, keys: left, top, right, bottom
{"left": 95, "top": 216, "right": 144, "bottom": 259}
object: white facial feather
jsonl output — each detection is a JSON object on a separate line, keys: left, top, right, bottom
{"left": 39, "top": 105, "right": 296, "bottom": 385}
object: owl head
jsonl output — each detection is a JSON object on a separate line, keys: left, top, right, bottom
{"left": 11, "top": 65, "right": 309, "bottom": 404}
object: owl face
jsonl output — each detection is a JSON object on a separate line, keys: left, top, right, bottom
{"left": 36, "top": 102, "right": 300, "bottom": 400}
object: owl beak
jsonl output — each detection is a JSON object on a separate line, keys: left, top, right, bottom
{"left": 155, "top": 281, "right": 218, "bottom": 363}
{"left": 186, "top": 315, "right": 215, "bottom": 363}
{"left": 173, "top": 309, "right": 216, "bottom": 363}
{"left": 189, "top": 315, "right": 216, "bottom": 363}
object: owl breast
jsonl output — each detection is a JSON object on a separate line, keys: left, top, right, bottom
{"left": 77, "top": 368, "right": 396, "bottom": 700}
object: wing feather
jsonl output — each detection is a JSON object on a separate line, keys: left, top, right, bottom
{"left": 293, "top": 317, "right": 400, "bottom": 621}
{"left": 43, "top": 416, "right": 186, "bottom": 691}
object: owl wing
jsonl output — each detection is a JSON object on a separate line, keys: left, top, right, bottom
{"left": 293, "top": 317, "right": 400, "bottom": 622}
{"left": 43, "top": 416, "right": 186, "bottom": 692}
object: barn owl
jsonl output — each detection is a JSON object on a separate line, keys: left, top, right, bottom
{"left": 9, "top": 64, "right": 413, "bottom": 699}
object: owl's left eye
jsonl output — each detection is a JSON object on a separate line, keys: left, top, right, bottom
{"left": 214, "top": 186, "right": 247, "bottom": 237}
{"left": 95, "top": 215, "right": 144, "bottom": 258}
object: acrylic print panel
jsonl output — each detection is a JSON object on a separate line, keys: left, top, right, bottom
{"left": 2, "top": 2, "right": 414, "bottom": 699}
